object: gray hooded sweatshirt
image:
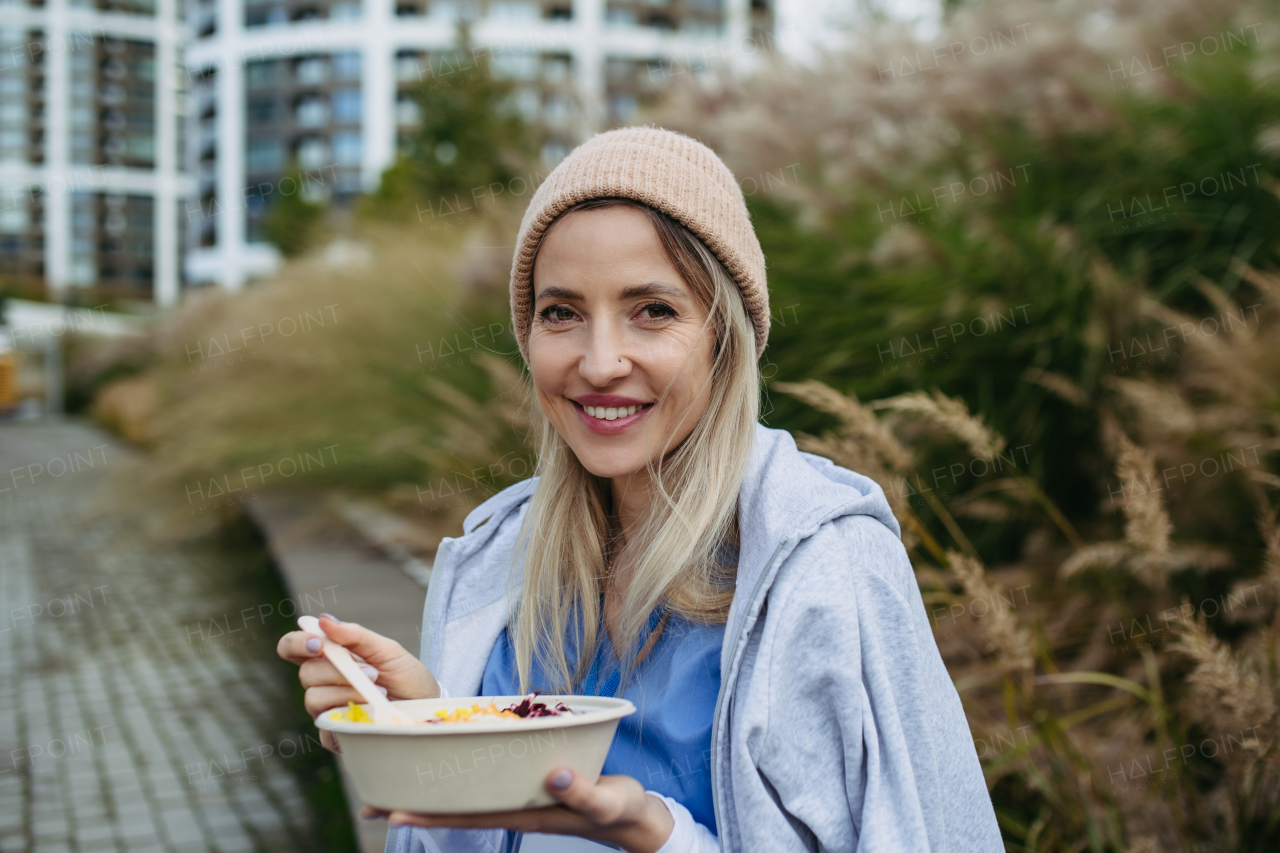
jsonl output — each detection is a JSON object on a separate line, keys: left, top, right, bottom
{"left": 384, "top": 422, "right": 1003, "bottom": 852}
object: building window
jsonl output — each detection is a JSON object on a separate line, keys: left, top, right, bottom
{"left": 543, "top": 54, "right": 571, "bottom": 83}
{"left": 295, "top": 56, "right": 329, "bottom": 86}
{"left": 544, "top": 93, "right": 575, "bottom": 124}
{"left": 487, "top": 1, "right": 540, "bottom": 22}
{"left": 332, "top": 131, "right": 361, "bottom": 166}
{"left": 396, "top": 53, "right": 423, "bottom": 83}
{"left": 0, "top": 201, "right": 27, "bottom": 234}
{"left": 248, "top": 96, "right": 276, "bottom": 125}
{"left": 396, "top": 95, "right": 420, "bottom": 126}
{"left": 246, "top": 60, "right": 280, "bottom": 87}
{"left": 332, "top": 88, "right": 361, "bottom": 123}
{"left": 429, "top": 1, "right": 464, "bottom": 21}
{"left": 295, "top": 94, "right": 329, "bottom": 127}
{"left": 127, "top": 135, "right": 156, "bottom": 160}
{"left": 610, "top": 94, "right": 637, "bottom": 124}
{"left": 541, "top": 140, "right": 567, "bottom": 167}
{"left": 493, "top": 54, "right": 539, "bottom": 81}
{"left": 331, "top": 1, "right": 361, "bottom": 19}
{"left": 513, "top": 87, "right": 540, "bottom": 122}
{"left": 605, "top": 7, "right": 636, "bottom": 26}
{"left": 247, "top": 138, "right": 283, "bottom": 173}
{"left": 333, "top": 51, "right": 361, "bottom": 80}
{"left": 295, "top": 135, "right": 329, "bottom": 170}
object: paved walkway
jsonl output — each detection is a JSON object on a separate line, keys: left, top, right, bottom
{"left": 0, "top": 421, "right": 355, "bottom": 853}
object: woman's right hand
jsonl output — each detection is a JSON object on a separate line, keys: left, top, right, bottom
{"left": 276, "top": 613, "right": 440, "bottom": 752}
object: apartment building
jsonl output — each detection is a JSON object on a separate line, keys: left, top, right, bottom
{"left": 0, "top": 0, "right": 189, "bottom": 304}
{"left": 186, "top": 0, "right": 775, "bottom": 292}
{"left": 0, "top": 0, "right": 776, "bottom": 303}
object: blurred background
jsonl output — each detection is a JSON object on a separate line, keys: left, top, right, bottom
{"left": 2, "top": 0, "right": 1280, "bottom": 851}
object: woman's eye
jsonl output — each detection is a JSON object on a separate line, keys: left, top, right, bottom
{"left": 638, "top": 302, "right": 676, "bottom": 322}
{"left": 538, "top": 305, "right": 578, "bottom": 325}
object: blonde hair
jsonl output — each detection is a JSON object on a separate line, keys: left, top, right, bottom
{"left": 508, "top": 198, "right": 761, "bottom": 695}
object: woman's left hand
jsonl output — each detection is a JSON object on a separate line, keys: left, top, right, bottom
{"left": 362, "top": 768, "right": 674, "bottom": 853}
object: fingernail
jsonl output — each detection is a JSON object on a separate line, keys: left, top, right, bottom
{"left": 306, "top": 638, "right": 321, "bottom": 653}
{"left": 550, "top": 769, "right": 572, "bottom": 790}
{"left": 361, "top": 666, "right": 378, "bottom": 680}
{"left": 321, "top": 612, "right": 342, "bottom": 623}
{"left": 377, "top": 685, "right": 388, "bottom": 696}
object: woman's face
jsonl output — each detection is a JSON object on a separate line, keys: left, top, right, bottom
{"left": 529, "top": 205, "right": 715, "bottom": 481}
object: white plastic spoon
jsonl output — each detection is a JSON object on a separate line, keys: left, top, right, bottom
{"left": 298, "top": 615, "right": 406, "bottom": 725}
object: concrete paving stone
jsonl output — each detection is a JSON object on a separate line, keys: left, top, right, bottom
{"left": 115, "top": 800, "right": 153, "bottom": 818}
{"left": 101, "top": 758, "right": 135, "bottom": 778}
{"left": 160, "top": 812, "right": 205, "bottom": 845}
{"left": 68, "top": 786, "right": 103, "bottom": 804}
{"left": 30, "top": 843, "right": 72, "bottom": 853}
{"left": 31, "top": 816, "right": 68, "bottom": 834}
{"left": 31, "top": 831, "right": 72, "bottom": 847}
{"left": 107, "top": 782, "right": 143, "bottom": 800}
{"left": 78, "top": 840, "right": 121, "bottom": 853}
{"left": 72, "top": 807, "right": 108, "bottom": 825}
{"left": 119, "top": 823, "right": 161, "bottom": 845}
{"left": 74, "top": 823, "right": 115, "bottom": 842}
{"left": 118, "top": 818, "right": 160, "bottom": 838}
{"left": 145, "top": 770, "right": 182, "bottom": 788}
{"left": 153, "top": 787, "right": 188, "bottom": 805}
{"left": 199, "top": 809, "right": 243, "bottom": 831}
{"left": 241, "top": 807, "right": 285, "bottom": 833}
{"left": 210, "top": 831, "right": 257, "bottom": 853}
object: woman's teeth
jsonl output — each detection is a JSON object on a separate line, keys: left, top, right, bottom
{"left": 584, "top": 404, "right": 650, "bottom": 421}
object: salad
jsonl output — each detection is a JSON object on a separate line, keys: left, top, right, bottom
{"left": 331, "top": 692, "right": 577, "bottom": 725}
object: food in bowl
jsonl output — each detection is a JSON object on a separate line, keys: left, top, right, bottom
{"left": 332, "top": 692, "right": 576, "bottom": 725}
{"left": 315, "top": 694, "right": 635, "bottom": 813}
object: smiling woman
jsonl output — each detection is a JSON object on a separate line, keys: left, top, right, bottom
{"left": 279, "top": 127, "right": 1003, "bottom": 853}
{"left": 518, "top": 196, "right": 757, "bottom": 697}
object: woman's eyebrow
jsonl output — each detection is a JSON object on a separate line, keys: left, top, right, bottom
{"left": 534, "top": 282, "right": 688, "bottom": 301}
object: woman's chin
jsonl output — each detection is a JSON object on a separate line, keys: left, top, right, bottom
{"left": 571, "top": 447, "right": 648, "bottom": 481}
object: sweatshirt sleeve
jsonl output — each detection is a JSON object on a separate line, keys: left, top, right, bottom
{"left": 647, "top": 792, "right": 719, "bottom": 853}
{"left": 751, "top": 516, "right": 1002, "bottom": 853}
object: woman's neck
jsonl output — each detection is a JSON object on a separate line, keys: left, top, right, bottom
{"left": 609, "top": 472, "right": 650, "bottom": 542}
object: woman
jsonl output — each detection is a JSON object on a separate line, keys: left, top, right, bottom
{"left": 278, "top": 127, "right": 1003, "bottom": 852}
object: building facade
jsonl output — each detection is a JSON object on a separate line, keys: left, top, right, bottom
{"left": 0, "top": 0, "right": 190, "bottom": 304}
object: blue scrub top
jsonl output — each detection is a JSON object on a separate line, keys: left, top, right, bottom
{"left": 480, "top": 590, "right": 727, "bottom": 833}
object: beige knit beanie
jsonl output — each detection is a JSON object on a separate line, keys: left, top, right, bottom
{"left": 509, "top": 126, "right": 769, "bottom": 364}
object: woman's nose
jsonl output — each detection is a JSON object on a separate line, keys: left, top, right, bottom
{"left": 579, "top": 323, "right": 631, "bottom": 385}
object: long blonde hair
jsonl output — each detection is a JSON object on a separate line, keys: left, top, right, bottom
{"left": 508, "top": 197, "right": 761, "bottom": 695}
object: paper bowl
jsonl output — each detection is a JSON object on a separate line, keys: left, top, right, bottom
{"left": 315, "top": 695, "right": 636, "bottom": 813}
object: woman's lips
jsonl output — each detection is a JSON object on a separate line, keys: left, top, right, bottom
{"left": 573, "top": 401, "right": 654, "bottom": 435}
